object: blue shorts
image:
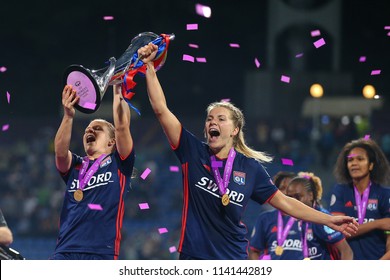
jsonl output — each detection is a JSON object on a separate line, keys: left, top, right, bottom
{"left": 50, "top": 252, "right": 115, "bottom": 260}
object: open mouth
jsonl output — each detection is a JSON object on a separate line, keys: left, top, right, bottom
{"left": 86, "top": 134, "right": 96, "bottom": 144}
{"left": 209, "top": 128, "right": 220, "bottom": 137}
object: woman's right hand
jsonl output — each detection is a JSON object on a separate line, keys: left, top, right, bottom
{"left": 62, "top": 85, "right": 79, "bottom": 118}
{"left": 138, "top": 43, "right": 158, "bottom": 64}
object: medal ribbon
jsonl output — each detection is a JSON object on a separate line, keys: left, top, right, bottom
{"left": 301, "top": 221, "right": 309, "bottom": 259}
{"left": 210, "top": 148, "right": 236, "bottom": 196}
{"left": 277, "top": 211, "right": 296, "bottom": 247}
{"left": 353, "top": 182, "right": 371, "bottom": 224}
{"left": 78, "top": 154, "right": 106, "bottom": 191}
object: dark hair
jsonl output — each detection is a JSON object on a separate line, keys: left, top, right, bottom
{"left": 333, "top": 138, "right": 390, "bottom": 185}
{"left": 273, "top": 171, "right": 296, "bottom": 189}
{"left": 290, "top": 172, "right": 323, "bottom": 204}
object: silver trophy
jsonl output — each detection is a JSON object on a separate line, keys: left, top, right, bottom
{"left": 63, "top": 32, "right": 175, "bottom": 114}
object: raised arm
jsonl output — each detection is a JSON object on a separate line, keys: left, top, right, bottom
{"left": 54, "top": 85, "right": 79, "bottom": 173}
{"left": 112, "top": 84, "right": 132, "bottom": 158}
{"left": 140, "top": 43, "right": 181, "bottom": 148}
{"left": 270, "top": 191, "right": 358, "bottom": 236}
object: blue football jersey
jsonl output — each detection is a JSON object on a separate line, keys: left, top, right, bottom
{"left": 174, "top": 128, "right": 278, "bottom": 259}
{"left": 250, "top": 209, "right": 303, "bottom": 260}
{"left": 305, "top": 205, "right": 345, "bottom": 260}
{"left": 54, "top": 149, "right": 135, "bottom": 257}
{"left": 329, "top": 182, "right": 390, "bottom": 259}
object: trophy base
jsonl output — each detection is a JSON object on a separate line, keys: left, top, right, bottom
{"left": 63, "top": 65, "right": 102, "bottom": 114}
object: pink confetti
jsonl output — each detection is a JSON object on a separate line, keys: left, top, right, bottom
{"left": 384, "top": 26, "right": 390, "bottom": 30}
{"left": 139, "top": 203, "right": 150, "bottom": 210}
{"left": 2, "top": 124, "right": 9, "bottom": 131}
{"left": 186, "top": 23, "right": 198, "bottom": 30}
{"left": 196, "top": 57, "right": 207, "bottom": 63}
{"left": 103, "top": 16, "right": 114, "bottom": 21}
{"left": 359, "top": 56, "right": 366, "bottom": 62}
{"left": 313, "top": 38, "right": 326, "bottom": 48}
{"left": 281, "top": 158, "right": 294, "bottom": 166}
{"left": 311, "top": 30, "right": 321, "bottom": 37}
{"left": 387, "top": 32, "right": 390, "bottom": 37}
{"left": 0, "top": 66, "right": 7, "bottom": 72}
{"left": 229, "top": 43, "right": 240, "bottom": 48}
{"left": 195, "top": 4, "right": 212, "bottom": 18}
{"left": 295, "top": 53, "right": 304, "bottom": 58}
{"left": 7, "top": 91, "right": 10, "bottom": 104}
{"left": 88, "top": 203, "right": 103, "bottom": 211}
{"left": 183, "top": 54, "right": 195, "bottom": 63}
{"left": 169, "top": 246, "right": 177, "bottom": 253}
{"left": 158, "top": 228, "right": 168, "bottom": 234}
{"left": 347, "top": 154, "right": 358, "bottom": 158}
{"left": 83, "top": 102, "right": 96, "bottom": 110}
{"left": 371, "top": 70, "right": 381, "bottom": 75}
{"left": 221, "top": 98, "right": 231, "bottom": 102}
{"left": 281, "top": 75, "right": 290, "bottom": 83}
{"left": 364, "top": 134, "right": 371, "bottom": 140}
{"left": 211, "top": 161, "right": 223, "bottom": 168}
{"left": 254, "top": 58, "right": 261, "bottom": 68}
{"left": 140, "top": 168, "right": 151, "bottom": 180}
{"left": 188, "top": 43, "right": 199, "bottom": 48}
{"left": 169, "top": 166, "right": 179, "bottom": 172}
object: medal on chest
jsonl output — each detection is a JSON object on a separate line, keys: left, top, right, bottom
{"left": 210, "top": 148, "right": 236, "bottom": 207}
{"left": 74, "top": 154, "right": 106, "bottom": 202}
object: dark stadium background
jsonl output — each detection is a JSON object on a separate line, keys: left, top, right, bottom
{"left": 0, "top": 0, "right": 389, "bottom": 259}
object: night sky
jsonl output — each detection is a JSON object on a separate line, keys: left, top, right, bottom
{"left": 0, "top": 0, "right": 389, "bottom": 120}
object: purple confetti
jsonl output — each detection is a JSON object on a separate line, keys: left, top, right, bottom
{"left": 2, "top": 124, "right": 10, "bottom": 131}
{"left": 169, "top": 166, "right": 179, "bottom": 172}
{"left": 281, "top": 75, "right": 290, "bottom": 83}
{"left": 103, "top": 16, "right": 114, "bottom": 21}
{"left": 186, "top": 23, "right": 198, "bottom": 30}
{"left": 221, "top": 98, "right": 231, "bottom": 102}
{"left": 158, "top": 228, "right": 168, "bottom": 234}
{"left": 295, "top": 53, "right": 304, "bottom": 58}
{"left": 7, "top": 91, "right": 10, "bottom": 104}
{"left": 139, "top": 203, "right": 150, "bottom": 210}
{"left": 196, "top": 57, "right": 207, "bottom": 63}
{"left": 281, "top": 158, "right": 294, "bottom": 166}
{"left": 169, "top": 246, "right": 177, "bottom": 253}
{"left": 229, "top": 43, "right": 240, "bottom": 48}
{"left": 188, "top": 44, "right": 199, "bottom": 48}
{"left": 371, "top": 70, "right": 381, "bottom": 75}
{"left": 384, "top": 26, "right": 390, "bottom": 30}
{"left": 82, "top": 102, "right": 96, "bottom": 110}
{"left": 140, "top": 168, "right": 151, "bottom": 180}
{"left": 88, "top": 204, "right": 103, "bottom": 211}
{"left": 183, "top": 54, "right": 195, "bottom": 63}
{"left": 313, "top": 38, "right": 326, "bottom": 48}
{"left": 195, "top": 4, "right": 212, "bottom": 18}
{"left": 364, "top": 134, "right": 371, "bottom": 140}
{"left": 254, "top": 58, "right": 261, "bottom": 68}
{"left": 0, "top": 66, "right": 7, "bottom": 72}
{"left": 359, "top": 56, "right": 366, "bottom": 62}
{"left": 311, "top": 30, "right": 321, "bottom": 37}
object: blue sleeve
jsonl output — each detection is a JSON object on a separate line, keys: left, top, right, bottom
{"left": 250, "top": 213, "right": 267, "bottom": 251}
{"left": 174, "top": 127, "right": 202, "bottom": 164}
{"left": 115, "top": 148, "right": 135, "bottom": 176}
{"left": 250, "top": 165, "right": 278, "bottom": 205}
{"left": 379, "top": 186, "right": 390, "bottom": 218}
{"left": 312, "top": 207, "right": 344, "bottom": 244}
{"left": 329, "top": 184, "right": 346, "bottom": 214}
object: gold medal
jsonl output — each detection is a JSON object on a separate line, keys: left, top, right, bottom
{"left": 304, "top": 258, "right": 311, "bottom": 260}
{"left": 73, "top": 189, "right": 83, "bottom": 202}
{"left": 221, "top": 193, "right": 230, "bottom": 206}
{"left": 275, "top": 246, "right": 284, "bottom": 256}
